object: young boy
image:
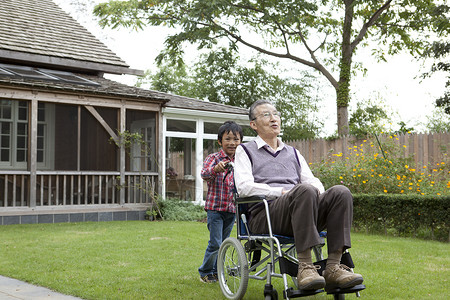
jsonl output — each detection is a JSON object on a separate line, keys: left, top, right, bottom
{"left": 198, "top": 120, "right": 243, "bottom": 283}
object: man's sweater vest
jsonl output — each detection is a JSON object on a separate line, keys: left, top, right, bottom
{"left": 240, "top": 141, "right": 302, "bottom": 190}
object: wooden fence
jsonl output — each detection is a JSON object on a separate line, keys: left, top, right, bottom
{"left": 285, "top": 132, "right": 450, "bottom": 167}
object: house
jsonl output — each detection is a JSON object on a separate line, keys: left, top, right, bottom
{"left": 0, "top": 0, "right": 249, "bottom": 225}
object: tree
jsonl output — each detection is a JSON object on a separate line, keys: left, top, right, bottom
{"left": 425, "top": 106, "right": 450, "bottom": 132}
{"left": 424, "top": 40, "right": 450, "bottom": 115}
{"left": 136, "top": 62, "right": 194, "bottom": 95}
{"left": 93, "top": 0, "right": 448, "bottom": 135}
{"left": 348, "top": 97, "right": 402, "bottom": 138}
{"left": 138, "top": 48, "right": 323, "bottom": 140}
{"left": 421, "top": 4, "right": 450, "bottom": 115}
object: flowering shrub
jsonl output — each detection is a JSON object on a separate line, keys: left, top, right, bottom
{"left": 311, "top": 135, "right": 449, "bottom": 196}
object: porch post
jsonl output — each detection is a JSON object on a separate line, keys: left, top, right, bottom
{"left": 119, "top": 104, "right": 126, "bottom": 205}
{"left": 195, "top": 119, "right": 204, "bottom": 204}
{"left": 161, "top": 115, "right": 168, "bottom": 200}
{"left": 158, "top": 112, "right": 164, "bottom": 198}
{"left": 29, "top": 99, "right": 38, "bottom": 207}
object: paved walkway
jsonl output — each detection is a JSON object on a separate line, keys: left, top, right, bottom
{"left": 0, "top": 276, "right": 83, "bottom": 300}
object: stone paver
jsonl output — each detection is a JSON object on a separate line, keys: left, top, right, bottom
{"left": 0, "top": 276, "right": 82, "bottom": 300}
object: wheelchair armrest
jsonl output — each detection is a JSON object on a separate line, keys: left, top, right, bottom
{"left": 235, "top": 195, "right": 266, "bottom": 204}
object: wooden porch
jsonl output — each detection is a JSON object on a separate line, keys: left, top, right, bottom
{"left": 0, "top": 171, "right": 158, "bottom": 225}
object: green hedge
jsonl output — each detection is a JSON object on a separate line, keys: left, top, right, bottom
{"left": 353, "top": 194, "right": 450, "bottom": 242}
{"left": 147, "top": 198, "right": 207, "bottom": 221}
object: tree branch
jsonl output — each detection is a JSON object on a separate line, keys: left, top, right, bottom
{"left": 351, "top": 0, "right": 393, "bottom": 50}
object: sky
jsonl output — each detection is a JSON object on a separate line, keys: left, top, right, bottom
{"left": 54, "top": 0, "right": 447, "bottom": 136}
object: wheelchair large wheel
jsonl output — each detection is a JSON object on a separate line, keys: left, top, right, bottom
{"left": 217, "top": 237, "right": 249, "bottom": 300}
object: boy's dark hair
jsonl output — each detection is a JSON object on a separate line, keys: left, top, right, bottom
{"left": 218, "top": 121, "right": 243, "bottom": 142}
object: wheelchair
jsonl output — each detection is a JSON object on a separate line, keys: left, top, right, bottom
{"left": 217, "top": 195, "right": 366, "bottom": 300}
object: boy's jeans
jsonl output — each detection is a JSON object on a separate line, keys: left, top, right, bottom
{"left": 198, "top": 210, "right": 235, "bottom": 277}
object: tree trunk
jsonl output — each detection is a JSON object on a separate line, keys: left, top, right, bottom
{"left": 336, "top": 0, "right": 355, "bottom": 136}
{"left": 337, "top": 106, "right": 349, "bottom": 135}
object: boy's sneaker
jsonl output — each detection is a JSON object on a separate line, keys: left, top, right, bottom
{"left": 323, "top": 264, "right": 364, "bottom": 289}
{"left": 200, "top": 274, "right": 217, "bottom": 283}
{"left": 297, "top": 263, "right": 326, "bottom": 290}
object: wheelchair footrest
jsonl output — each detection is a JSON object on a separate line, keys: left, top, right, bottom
{"left": 284, "top": 287, "right": 324, "bottom": 298}
{"left": 326, "top": 284, "right": 366, "bottom": 295}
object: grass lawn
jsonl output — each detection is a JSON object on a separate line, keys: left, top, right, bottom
{"left": 0, "top": 221, "right": 448, "bottom": 299}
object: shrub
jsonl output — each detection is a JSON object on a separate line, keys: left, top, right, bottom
{"left": 353, "top": 194, "right": 449, "bottom": 242}
{"left": 311, "top": 135, "right": 449, "bottom": 196}
{"left": 150, "top": 198, "right": 207, "bottom": 221}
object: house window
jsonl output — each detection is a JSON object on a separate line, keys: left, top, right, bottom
{"left": 166, "top": 119, "right": 196, "bottom": 133}
{"left": 0, "top": 99, "right": 54, "bottom": 169}
{"left": 126, "top": 110, "right": 157, "bottom": 172}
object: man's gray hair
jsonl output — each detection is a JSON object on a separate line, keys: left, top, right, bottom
{"left": 248, "top": 99, "right": 273, "bottom": 121}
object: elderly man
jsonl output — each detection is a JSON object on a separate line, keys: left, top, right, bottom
{"left": 234, "top": 99, "right": 364, "bottom": 290}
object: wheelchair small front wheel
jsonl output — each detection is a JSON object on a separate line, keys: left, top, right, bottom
{"left": 217, "top": 237, "right": 249, "bottom": 300}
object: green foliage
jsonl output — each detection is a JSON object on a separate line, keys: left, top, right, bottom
{"left": 311, "top": 135, "right": 450, "bottom": 196}
{"left": 153, "top": 197, "right": 207, "bottom": 221}
{"left": 425, "top": 106, "right": 450, "bottom": 132}
{"left": 136, "top": 63, "right": 193, "bottom": 96}
{"left": 353, "top": 194, "right": 449, "bottom": 242}
{"left": 423, "top": 40, "right": 450, "bottom": 115}
{"left": 93, "top": 0, "right": 448, "bottom": 135}
{"left": 139, "top": 48, "right": 323, "bottom": 140}
{"left": 348, "top": 97, "right": 401, "bottom": 138}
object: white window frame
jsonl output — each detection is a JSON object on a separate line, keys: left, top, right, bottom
{"left": 0, "top": 99, "right": 54, "bottom": 170}
{"left": 162, "top": 107, "right": 249, "bottom": 204}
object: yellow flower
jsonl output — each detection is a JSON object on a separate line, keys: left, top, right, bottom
{"left": 400, "top": 190, "right": 404, "bottom": 193}
{"left": 384, "top": 189, "right": 388, "bottom": 193}
{"left": 405, "top": 165, "right": 409, "bottom": 169}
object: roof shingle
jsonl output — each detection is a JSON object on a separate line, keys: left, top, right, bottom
{"left": 0, "top": 0, "right": 129, "bottom": 71}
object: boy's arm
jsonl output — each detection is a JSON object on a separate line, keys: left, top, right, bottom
{"left": 201, "top": 154, "right": 219, "bottom": 181}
